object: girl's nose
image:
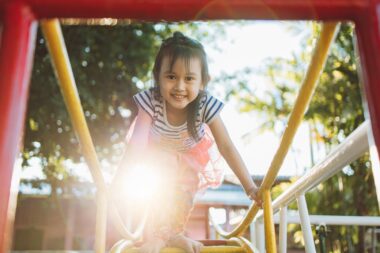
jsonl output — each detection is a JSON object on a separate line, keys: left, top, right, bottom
{"left": 175, "top": 79, "right": 186, "bottom": 91}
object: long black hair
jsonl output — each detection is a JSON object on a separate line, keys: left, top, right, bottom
{"left": 152, "top": 32, "right": 210, "bottom": 141}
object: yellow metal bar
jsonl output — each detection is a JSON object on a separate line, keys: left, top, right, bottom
{"left": 110, "top": 239, "right": 135, "bottom": 253}
{"left": 40, "top": 19, "right": 147, "bottom": 242}
{"left": 208, "top": 22, "right": 339, "bottom": 238}
{"left": 40, "top": 19, "right": 106, "bottom": 193}
{"left": 226, "top": 240, "right": 242, "bottom": 247}
{"left": 209, "top": 205, "right": 260, "bottom": 238}
{"left": 263, "top": 190, "right": 276, "bottom": 253}
{"left": 110, "top": 239, "right": 247, "bottom": 253}
{"left": 95, "top": 192, "right": 107, "bottom": 253}
{"left": 260, "top": 22, "right": 339, "bottom": 190}
{"left": 119, "top": 246, "right": 246, "bottom": 253}
{"left": 230, "top": 236, "right": 260, "bottom": 253}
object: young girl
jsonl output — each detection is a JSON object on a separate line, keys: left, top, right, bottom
{"left": 114, "top": 32, "right": 262, "bottom": 253}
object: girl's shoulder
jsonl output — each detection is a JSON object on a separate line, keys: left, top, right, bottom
{"left": 199, "top": 91, "right": 224, "bottom": 107}
{"left": 134, "top": 87, "right": 162, "bottom": 103}
{"left": 133, "top": 88, "right": 162, "bottom": 118}
{"left": 199, "top": 91, "right": 224, "bottom": 124}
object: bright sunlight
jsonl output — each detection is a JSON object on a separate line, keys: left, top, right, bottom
{"left": 121, "top": 164, "right": 163, "bottom": 203}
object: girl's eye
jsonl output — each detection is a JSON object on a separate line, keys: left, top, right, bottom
{"left": 185, "top": 76, "right": 195, "bottom": 81}
{"left": 167, "top": 75, "right": 176, "bottom": 80}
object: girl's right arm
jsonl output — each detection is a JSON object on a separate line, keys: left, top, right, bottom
{"left": 113, "top": 108, "right": 152, "bottom": 181}
{"left": 121, "top": 108, "right": 152, "bottom": 164}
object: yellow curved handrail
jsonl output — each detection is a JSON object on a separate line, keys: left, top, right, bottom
{"left": 209, "top": 22, "right": 340, "bottom": 238}
{"left": 111, "top": 242, "right": 247, "bottom": 253}
{"left": 109, "top": 239, "right": 135, "bottom": 253}
{"left": 40, "top": 19, "right": 147, "bottom": 242}
{"left": 229, "top": 236, "right": 260, "bottom": 253}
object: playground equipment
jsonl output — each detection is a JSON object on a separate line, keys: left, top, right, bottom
{"left": 1, "top": 1, "right": 380, "bottom": 253}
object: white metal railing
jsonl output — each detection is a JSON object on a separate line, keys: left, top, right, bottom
{"left": 252, "top": 212, "right": 380, "bottom": 253}
{"left": 271, "top": 211, "right": 380, "bottom": 226}
{"left": 267, "top": 121, "right": 369, "bottom": 214}
{"left": 251, "top": 121, "right": 372, "bottom": 252}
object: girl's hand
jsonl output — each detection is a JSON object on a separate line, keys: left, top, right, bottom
{"left": 139, "top": 237, "right": 166, "bottom": 253}
{"left": 246, "top": 185, "right": 263, "bottom": 207}
{"left": 167, "top": 234, "right": 203, "bottom": 253}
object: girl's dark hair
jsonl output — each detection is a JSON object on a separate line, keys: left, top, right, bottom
{"left": 152, "top": 31, "right": 210, "bottom": 141}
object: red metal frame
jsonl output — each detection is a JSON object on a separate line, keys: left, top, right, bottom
{"left": 0, "top": 0, "right": 370, "bottom": 20}
{"left": 1, "top": 0, "right": 379, "bottom": 252}
{"left": 0, "top": 2, "right": 37, "bottom": 252}
{"left": 355, "top": 1, "right": 380, "bottom": 150}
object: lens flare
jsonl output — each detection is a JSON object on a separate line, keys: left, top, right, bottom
{"left": 122, "top": 164, "right": 162, "bottom": 203}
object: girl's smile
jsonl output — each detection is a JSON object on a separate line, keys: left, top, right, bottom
{"left": 171, "top": 93, "right": 186, "bottom": 101}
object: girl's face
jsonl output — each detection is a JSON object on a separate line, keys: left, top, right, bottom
{"left": 158, "top": 56, "right": 203, "bottom": 113}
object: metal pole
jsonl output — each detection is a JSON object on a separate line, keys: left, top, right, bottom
{"left": 250, "top": 221, "right": 256, "bottom": 246}
{"left": 271, "top": 211, "right": 380, "bottom": 226}
{"left": 263, "top": 122, "right": 369, "bottom": 215}
{"left": 354, "top": 1, "right": 380, "bottom": 211}
{"left": 316, "top": 224, "right": 327, "bottom": 253}
{"left": 371, "top": 227, "right": 376, "bottom": 253}
{"left": 0, "top": 3, "right": 37, "bottom": 253}
{"left": 279, "top": 206, "right": 288, "bottom": 253}
{"left": 263, "top": 190, "right": 277, "bottom": 253}
{"left": 95, "top": 192, "right": 107, "bottom": 253}
{"left": 296, "top": 195, "right": 316, "bottom": 253}
{"left": 255, "top": 219, "right": 265, "bottom": 253}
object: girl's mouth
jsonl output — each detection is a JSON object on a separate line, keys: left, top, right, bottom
{"left": 171, "top": 94, "right": 186, "bottom": 100}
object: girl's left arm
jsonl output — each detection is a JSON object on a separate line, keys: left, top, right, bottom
{"left": 208, "top": 115, "right": 261, "bottom": 203}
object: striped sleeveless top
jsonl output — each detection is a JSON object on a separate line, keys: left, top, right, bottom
{"left": 133, "top": 88, "right": 224, "bottom": 151}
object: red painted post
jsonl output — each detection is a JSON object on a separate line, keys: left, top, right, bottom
{"left": 354, "top": 1, "right": 380, "bottom": 209}
{"left": 0, "top": 0, "right": 371, "bottom": 21}
{"left": 0, "top": 3, "right": 37, "bottom": 252}
{"left": 0, "top": 0, "right": 377, "bottom": 251}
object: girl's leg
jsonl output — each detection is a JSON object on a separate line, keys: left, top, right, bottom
{"left": 140, "top": 188, "right": 202, "bottom": 253}
{"left": 166, "top": 188, "right": 203, "bottom": 253}
{"left": 141, "top": 155, "right": 203, "bottom": 253}
{"left": 146, "top": 188, "right": 194, "bottom": 240}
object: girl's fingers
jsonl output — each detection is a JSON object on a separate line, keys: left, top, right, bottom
{"left": 255, "top": 198, "right": 263, "bottom": 207}
{"left": 250, "top": 194, "right": 263, "bottom": 207}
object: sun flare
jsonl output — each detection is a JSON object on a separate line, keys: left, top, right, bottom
{"left": 122, "top": 164, "right": 162, "bottom": 203}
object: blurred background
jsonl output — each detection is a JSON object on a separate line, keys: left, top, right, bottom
{"left": 13, "top": 20, "right": 378, "bottom": 252}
